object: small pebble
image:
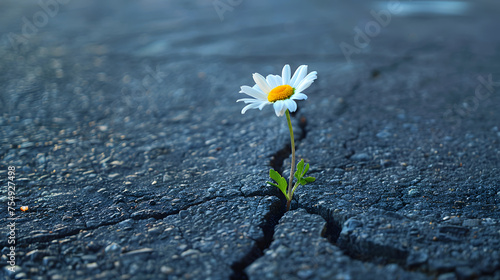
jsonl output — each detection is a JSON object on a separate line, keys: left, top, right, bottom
{"left": 161, "top": 266, "right": 174, "bottom": 274}
{"left": 376, "top": 131, "right": 391, "bottom": 138}
{"left": 105, "top": 243, "right": 121, "bottom": 253}
{"left": 351, "top": 153, "right": 371, "bottom": 161}
{"left": 408, "top": 188, "right": 420, "bottom": 197}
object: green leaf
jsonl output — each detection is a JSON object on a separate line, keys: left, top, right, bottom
{"left": 294, "top": 159, "right": 305, "bottom": 180}
{"left": 268, "top": 169, "right": 288, "bottom": 199}
{"left": 302, "top": 163, "right": 310, "bottom": 177}
{"left": 266, "top": 181, "right": 279, "bottom": 188}
{"left": 269, "top": 169, "right": 282, "bottom": 183}
{"left": 304, "top": 176, "right": 315, "bottom": 183}
{"left": 298, "top": 176, "right": 316, "bottom": 186}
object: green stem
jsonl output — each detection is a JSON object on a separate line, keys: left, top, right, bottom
{"left": 285, "top": 109, "right": 295, "bottom": 211}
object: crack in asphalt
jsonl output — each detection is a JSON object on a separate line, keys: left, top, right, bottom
{"left": 8, "top": 194, "right": 244, "bottom": 248}
{"left": 229, "top": 113, "right": 309, "bottom": 279}
{"left": 229, "top": 197, "right": 285, "bottom": 280}
{"left": 343, "top": 125, "right": 362, "bottom": 160}
{"left": 302, "top": 205, "right": 404, "bottom": 268}
{"left": 268, "top": 144, "right": 291, "bottom": 175}
{"left": 300, "top": 204, "right": 448, "bottom": 279}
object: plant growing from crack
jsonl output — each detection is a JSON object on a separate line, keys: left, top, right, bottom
{"left": 237, "top": 64, "right": 317, "bottom": 211}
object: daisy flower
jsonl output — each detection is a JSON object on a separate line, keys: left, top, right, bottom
{"left": 237, "top": 64, "right": 317, "bottom": 117}
{"left": 236, "top": 64, "right": 318, "bottom": 211}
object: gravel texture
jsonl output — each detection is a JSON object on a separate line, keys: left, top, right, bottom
{"left": 247, "top": 209, "right": 429, "bottom": 280}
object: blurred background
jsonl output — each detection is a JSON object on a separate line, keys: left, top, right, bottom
{"left": 1, "top": 0, "right": 499, "bottom": 120}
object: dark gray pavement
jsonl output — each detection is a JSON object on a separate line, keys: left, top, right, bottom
{"left": 1, "top": 0, "right": 499, "bottom": 279}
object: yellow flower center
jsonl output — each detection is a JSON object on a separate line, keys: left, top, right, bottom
{"left": 267, "top": 85, "right": 294, "bottom": 102}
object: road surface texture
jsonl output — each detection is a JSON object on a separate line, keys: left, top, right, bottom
{"left": 1, "top": 0, "right": 499, "bottom": 279}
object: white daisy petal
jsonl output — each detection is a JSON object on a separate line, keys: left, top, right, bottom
{"left": 295, "top": 71, "right": 317, "bottom": 92}
{"left": 279, "top": 104, "right": 288, "bottom": 116}
{"left": 291, "top": 93, "right": 308, "bottom": 100}
{"left": 258, "top": 101, "right": 270, "bottom": 110}
{"left": 237, "top": 98, "right": 258, "bottom": 103}
{"left": 296, "top": 81, "right": 315, "bottom": 93}
{"left": 253, "top": 73, "right": 271, "bottom": 93}
{"left": 241, "top": 102, "right": 262, "bottom": 114}
{"left": 290, "top": 65, "right": 308, "bottom": 88}
{"left": 273, "top": 101, "right": 285, "bottom": 117}
{"left": 282, "top": 64, "right": 291, "bottom": 85}
{"left": 296, "top": 80, "right": 314, "bottom": 92}
{"left": 240, "top": 85, "right": 267, "bottom": 100}
{"left": 302, "top": 71, "right": 317, "bottom": 83}
{"left": 266, "top": 74, "right": 282, "bottom": 89}
{"left": 274, "top": 74, "right": 283, "bottom": 86}
{"left": 285, "top": 99, "right": 297, "bottom": 113}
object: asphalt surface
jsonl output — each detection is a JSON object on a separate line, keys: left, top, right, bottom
{"left": 1, "top": 0, "right": 499, "bottom": 279}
